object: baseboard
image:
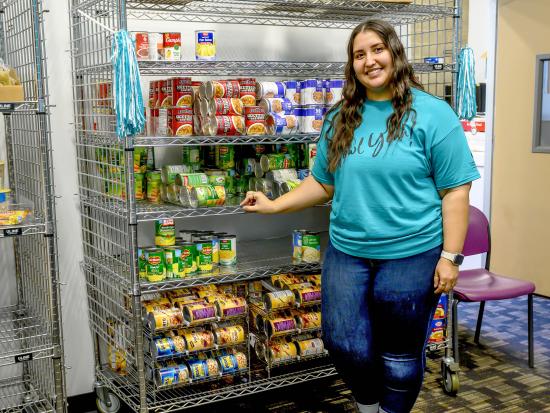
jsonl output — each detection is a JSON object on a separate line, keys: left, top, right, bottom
{"left": 68, "top": 391, "right": 96, "bottom": 412}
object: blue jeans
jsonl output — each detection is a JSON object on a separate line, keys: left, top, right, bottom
{"left": 321, "top": 242, "right": 442, "bottom": 413}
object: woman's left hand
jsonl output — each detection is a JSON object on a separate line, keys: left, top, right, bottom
{"left": 433, "top": 258, "right": 459, "bottom": 294}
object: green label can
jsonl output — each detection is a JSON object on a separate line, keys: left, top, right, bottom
{"left": 191, "top": 185, "right": 226, "bottom": 208}
{"left": 207, "top": 173, "right": 226, "bottom": 186}
{"left": 138, "top": 247, "right": 147, "bottom": 279}
{"left": 302, "top": 232, "right": 321, "bottom": 263}
{"left": 135, "top": 173, "right": 145, "bottom": 200}
{"left": 163, "top": 246, "right": 180, "bottom": 279}
{"left": 145, "top": 248, "right": 166, "bottom": 282}
{"left": 195, "top": 240, "right": 213, "bottom": 273}
{"left": 155, "top": 219, "right": 175, "bottom": 247}
{"left": 174, "top": 172, "right": 208, "bottom": 187}
{"left": 146, "top": 170, "right": 162, "bottom": 203}
{"left": 216, "top": 145, "right": 235, "bottom": 169}
{"left": 219, "top": 236, "right": 237, "bottom": 266}
{"left": 180, "top": 242, "right": 198, "bottom": 275}
{"left": 134, "top": 147, "right": 148, "bottom": 173}
{"left": 182, "top": 146, "right": 200, "bottom": 164}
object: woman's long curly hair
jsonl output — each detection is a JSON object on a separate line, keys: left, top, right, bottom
{"left": 327, "top": 19, "right": 423, "bottom": 172}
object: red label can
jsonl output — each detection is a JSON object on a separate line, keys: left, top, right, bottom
{"left": 244, "top": 106, "right": 266, "bottom": 135}
{"left": 204, "top": 116, "right": 245, "bottom": 136}
{"left": 172, "top": 77, "right": 193, "bottom": 107}
{"left": 203, "top": 80, "right": 241, "bottom": 99}
{"left": 211, "top": 98, "right": 244, "bottom": 116}
{"left": 158, "top": 80, "right": 172, "bottom": 108}
{"left": 238, "top": 78, "right": 256, "bottom": 106}
{"left": 133, "top": 32, "right": 149, "bottom": 60}
{"left": 170, "top": 107, "right": 194, "bottom": 136}
{"left": 148, "top": 81, "right": 157, "bottom": 108}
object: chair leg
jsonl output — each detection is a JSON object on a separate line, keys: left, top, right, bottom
{"left": 474, "top": 301, "right": 485, "bottom": 344}
{"left": 528, "top": 294, "right": 534, "bottom": 368}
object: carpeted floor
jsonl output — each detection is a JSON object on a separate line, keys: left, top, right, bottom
{"left": 93, "top": 295, "right": 550, "bottom": 413}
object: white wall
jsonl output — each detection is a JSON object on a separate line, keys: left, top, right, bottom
{"left": 467, "top": 0, "right": 491, "bottom": 83}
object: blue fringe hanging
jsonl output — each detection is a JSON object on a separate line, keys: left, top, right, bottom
{"left": 456, "top": 47, "right": 477, "bottom": 121}
{"left": 112, "top": 30, "right": 145, "bottom": 139}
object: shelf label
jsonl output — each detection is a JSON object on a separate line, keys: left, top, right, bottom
{"left": 432, "top": 64, "right": 444, "bottom": 71}
{"left": 0, "top": 103, "right": 15, "bottom": 112}
{"left": 3, "top": 228, "right": 22, "bottom": 237}
{"left": 15, "top": 353, "right": 33, "bottom": 363}
{"left": 3, "top": 228, "right": 23, "bottom": 237}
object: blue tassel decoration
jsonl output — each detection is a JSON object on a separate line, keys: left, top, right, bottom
{"left": 112, "top": 30, "right": 145, "bottom": 139}
{"left": 456, "top": 47, "right": 477, "bottom": 120}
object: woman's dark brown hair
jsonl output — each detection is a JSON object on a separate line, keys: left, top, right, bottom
{"left": 327, "top": 19, "right": 423, "bottom": 172}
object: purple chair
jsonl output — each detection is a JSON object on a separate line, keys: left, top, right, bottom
{"left": 452, "top": 206, "right": 536, "bottom": 367}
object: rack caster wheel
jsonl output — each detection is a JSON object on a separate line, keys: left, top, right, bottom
{"left": 441, "top": 360, "right": 460, "bottom": 395}
{"left": 96, "top": 392, "right": 121, "bottom": 413}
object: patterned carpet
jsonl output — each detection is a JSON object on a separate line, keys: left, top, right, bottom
{"left": 103, "top": 295, "right": 550, "bottom": 413}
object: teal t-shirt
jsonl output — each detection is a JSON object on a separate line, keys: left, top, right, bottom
{"left": 312, "top": 88, "right": 480, "bottom": 259}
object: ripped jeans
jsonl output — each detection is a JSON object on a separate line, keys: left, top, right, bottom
{"left": 321, "top": 242, "right": 442, "bottom": 413}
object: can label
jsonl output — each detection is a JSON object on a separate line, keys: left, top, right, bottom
{"left": 214, "top": 325, "right": 245, "bottom": 345}
{"left": 132, "top": 32, "right": 149, "bottom": 60}
{"left": 196, "top": 241, "right": 213, "bottom": 272}
{"left": 185, "top": 303, "right": 216, "bottom": 322}
{"left": 292, "top": 230, "right": 304, "bottom": 262}
{"left": 209, "top": 115, "right": 245, "bottom": 136}
{"left": 297, "top": 311, "right": 322, "bottom": 330}
{"left": 266, "top": 113, "right": 298, "bottom": 135}
{"left": 138, "top": 248, "right": 147, "bottom": 278}
{"left": 300, "top": 79, "right": 325, "bottom": 105}
{"left": 302, "top": 233, "right": 321, "bottom": 263}
{"left": 212, "top": 80, "right": 241, "bottom": 99}
{"left": 217, "top": 354, "right": 238, "bottom": 374}
{"left": 193, "top": 185, "right": 226, "bottom": 207}
{"left": 212, "top": 98, "right": 243, "bottom": 116}
{"left": 172, "top": 77, "right": 193, "bottom": 107}
{"left": 170, "top": 107, "right": 193, "bottom": 136}
{"left": 216, "top": 145, "right": 235, "bottom": 169}
{"left": 163, "top": 32, "right": 181, "bottom": 60}
{"left": 269, "top": 317, "right": 296, "bottom": 335}
{"left": 195, "top": 30, "right": 216, "bottom": 61}
{"left": 296, "top": 338, "right": 324, "bottom": 357}
{"left": 259, "top": 98, "right": 292, "bottom": 115}
{"left": 145, "top": 249, "right": 166, "bottom": 282}
{"left": 219, "top": 237, "right": 237, "bottom": 266}
{"left": 184, "top": 331, "right": 215, "bottom": 351}
{"left": 285, "top": 80, "right": 301, "bottom": 105}
{"left": 174, "top": 173, "right": 208, "bottom": 187}
{"left": 269, "top": 341, "right": 297, "bottom": 361}
{"left": 148, "top": 81, "right": 157, "bottom": 108}
{"left": 216, "top": 297, "right": 247, "bottom": 318}
{"left": 135, "top": 173, "right": 145, "bottom": 200}
{"left": 153, "top": 337, "right": 175, "bottom": 358}
{"left": 296, "top": 287, "right": 322, "bottom": 304}
{"left": 256, "top": 81, "right": 286, "bottom": 99}
{"left": 264, "top": 290, "right": 295, "bottom": 310}
{"left": 159, "top": 80, "right": 172, "bottom": 108}
{"left": 238, "top": 78, "right": 256, "bottom": 106}
{"left": 244, "top": 106, "right": 266, "bottom": 135}
{"left": 188, "top": 359, "right": 209, "bottom": 380}
{"left": 155, "top": 219, "right": 175, "bottom": 247}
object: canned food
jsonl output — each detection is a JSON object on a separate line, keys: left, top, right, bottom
{"left": 154, "top": 219, "right": 175, "bottom": 247}
{"left": 215, "top": 145, "right": 235, "bottom": 169}
{"left": 266, "top": 169, "right": 298, "bottom": 182}
{"left": 206, "top": 358, "right": 220, "bottom": 376}
{"left": 174, "top": 172, "right": 208, "bottom": 187}
{"left": 254, "top": 178, "right": 274, "bottom": 199}
{"left": 149, "top": 32, "right": 163, "bottom": 62}
{"left": 188, "top": 359, "right": 209, "bottom": 380}
{"left": 157, "top": 366, "right": 179, "bottom": 387}
{"left": 281, "top": 179, "right": 300, "bottom": 194}
{"left": 172, "top": 77, "right": 193, "bottom": 107}
{"left": 244, "top": 106, "right": 266, "bottom": 135}
{"left": 295, "top": 311, "right": 322, "bottom": 330}
{"left": 183, "top": 302, "right": 217, "bottom": 323}
{"left": 295, "top": 287, "right": 322, "bottom": 306}
{"left": 260, "top": 153, "right": 295, "bottom": 173}
{"left": 195, "top": 239, "right": 213, "bottom": 272}
{"left": 148, "top": 80, "right": 157, "bottom": 108}
{"left": 179, "top": 243, "right": 198, "bottom": 276}
{"left": 325, "top": 78, "right": 344, "bottom": 105}
{"left": 300, "top": 106, "right": 326, "bottom": 134}
{"left": 190, "top": 185, "right": 226, "bottom": 208}
{"left": 217, "top": 354, "right": 239, "bottom": 374}
{"left": 264, "top": 290, "right": 296, "bottom": 311}
{"left": 169, "top": 107, "right": 193, "bottom": 136}
{"left": 213, "top": 325, "right": 245, "bottom": 345}
{"left": 201, "top": 98, "right": 243, "bottom": 117}
{"left": 163, "top": 246, "right": 182, "bottom": 278}
{"left": 145, "top": 248, "right": 166, "bottom": 282}
{"left": 183, "top": 330, "right": 215, "bottom": 351}
{"left": 266, "top": 113, "right": 298, "bottom": 135}
{"left": 200, "top": 80, "right": 240, "bottom": 100}
{"left": 158, "top": 79, "right": 172, "bottom": 108}
{"left": 285, "top": 80, "right": 301, "bottom": 105}
{"left": 146, "top": 308, "right": 183, "bottom": 333}
{"left": 161, "top": 165, "right": 191, "bottom": 185}
{"left": 234, "top": 352, "right": 248, "bottom": 370}
{"left": 146, "top": 170, "right": 162, "bottom": 204}
{"left": 266, "top": 316, "right": 297, "bottom": 338}
{"left": 256, "top": 81, "right": 285, "bottom": 99}
{"left": 205, "top": 171, "right": 226, "bottom": 187}
{"left": 302, "top": 231, "right": 321, "bottom": 263}
{"left": 219, "top": 235, "right": 237, "bottom": 266}
{"left": 292, "top": 229, "right": 305, "bottom": 262}
{"left": 131, "top": 32, "right": 149, "bottom": 60}
{"left": 295, "top": 338, "right": 324, "bottom": 357}
{"left": 238, "top": 78, "right": 256, "bottom": 106}
{"left": 135, "top": 173, "right": 145, "bottom": 200}
{"left": 138, "top": 248, "right": 147, "bottom": 279}
{"left": 142, "top": 298, "right": 171, "bottom": 313}
{"left": 203, "top": 115, "right": 245, "bottom": 136}
{"left": 195, "top": 30, "right": 216, "bottom": 61}
{"left": 259, "top": 98, "right": 292, "bottom": 115}
{"left": 300, "top": 79, "right": 325, "bottom": 105}
{"left": 215, "top": 296, "right": 247, "bottom": 318}
{"left": 268, "top": 341, "right": 298, "bottom": 362}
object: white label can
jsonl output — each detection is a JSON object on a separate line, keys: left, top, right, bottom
{"left": 195, "top": 30, "right": 216, "bottom": 61}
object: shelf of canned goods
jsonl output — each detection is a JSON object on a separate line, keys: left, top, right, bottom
{"left": 0, "top": 0, "right": 66, "bottom": 412}
{"left": 69, "top": 0, "right": 462, "bottom": 411}
{"left": 125, "top": 0, "right": 456, "bottom": 28}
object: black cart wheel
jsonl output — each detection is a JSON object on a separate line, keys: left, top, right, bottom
{"left": 96, "top": 392, "right": 121, "bottom": 413}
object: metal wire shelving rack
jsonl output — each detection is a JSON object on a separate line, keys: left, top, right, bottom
{"left": 68, "top": 0, "right": 461, "bottom": 411}
{"left": 0, "top": 0, "right": 66, "bottom": 412}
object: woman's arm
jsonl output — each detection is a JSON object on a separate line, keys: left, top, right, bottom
{"left": 434, "top": 183, "right": 471, "bottom": 294}
{"left": 240, "top": 175, "right": 334, "bottom": 214}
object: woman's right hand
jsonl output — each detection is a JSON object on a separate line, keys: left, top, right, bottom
{"left": 240, "top": 191, "right": 278, "bottom": 214}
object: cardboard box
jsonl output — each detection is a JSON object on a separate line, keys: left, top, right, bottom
{"left": 0, "top": 85, "right": 24, "bottom": 102}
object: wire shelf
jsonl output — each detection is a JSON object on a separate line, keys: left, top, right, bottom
{"left": 123, "top": 0, "right": 457, "bottom": 28}
{"left": 0, "top": 221, "right": 46, "bottom": 238}
{"left": 0, "top": 101, "right": 42, "bottom": 114}
{"left": 133, "top": 133, "right": 321, "bottom": 147}
{"left": 0, "top": 375, "right": 54, "bottom": 413}
{"left": 0, "top": 305, "right": 55, "bottom": 367}
{"left": 97, "top": 363, "right": 336, "bottom": 411}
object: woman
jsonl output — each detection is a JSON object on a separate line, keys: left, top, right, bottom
{"left": 241, "top": 20, "right": 479, "bottom": 413}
